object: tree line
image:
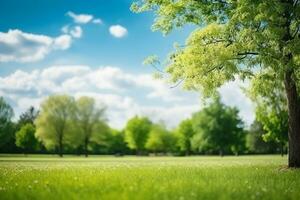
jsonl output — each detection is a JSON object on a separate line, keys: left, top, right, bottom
{"left": 0, "top": 95, "right": 287, "bottom": 157}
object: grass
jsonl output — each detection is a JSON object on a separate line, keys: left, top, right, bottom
{"left": 0, "top": 155, "right": 299, "bottom": 200}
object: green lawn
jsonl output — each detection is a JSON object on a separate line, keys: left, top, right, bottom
{"left": 0, "top": 155, "right": 299, "bottom": 200}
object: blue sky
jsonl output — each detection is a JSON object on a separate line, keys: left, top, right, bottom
{"left": 0, "top": 0, "right": 254, "bottom": 128}
{"left": 0, "top": 0, "right": 194, "bottom": 75}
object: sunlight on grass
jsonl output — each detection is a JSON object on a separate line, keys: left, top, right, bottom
{"left": 0, "top": 155, "right": 299, "bottom": 200}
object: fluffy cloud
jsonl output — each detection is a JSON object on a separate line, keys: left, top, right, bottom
{"left": 62, "top": 26, "right": 83, "bottom": 38}
{"left": 0, "top": 29, "right": 72, "bottom": 63}
{"left": 66, "top": 11, "right": 93, "bottom": 24}
{"left": 0, "top": 65, "right": 254, "bottom": 129}
{"left": 109, "top": 25, "right": 128, "bottom": 38}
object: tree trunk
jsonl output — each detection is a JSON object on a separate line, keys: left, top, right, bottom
{"left": 284, "top": 69, "right": 300, "bottom": 167}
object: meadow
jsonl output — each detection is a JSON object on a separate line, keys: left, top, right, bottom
{"left": 0, "top": 155, "right": 300, "bottom": 200}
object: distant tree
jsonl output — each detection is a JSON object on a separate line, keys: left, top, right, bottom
{"left": 192, "top": 97, "right": 245, "bottom": 156}
{"left": 17, "top": 106, "right": 39, "bottom": 129}
{"left": 246, "top": 120, "right": 280, "bottom": 154}
{"left": 176, "top": 119, "right": 195, "bottom": 155}
{"left": 131, "top": 0, "right": 300, "bottom": 167}
{"left": 125, "top": 116, "right": 152, "bottom": 155}
{"left": 35, "top": 95, "right": 76, "bottom": 157}
{"left": 146, "top": 123, "right": 174, "bottom": 154}
{"left": 106, "top": 129, "right": 131, "bottom": 155}
{"left": 0, "top": 97, "right": 16, "bottom": 152}
{"left": 15, "top": 123, "right": 38, "bottom": 154}
{"left": 75, "top": 96, "right": 107, "bottom": 157}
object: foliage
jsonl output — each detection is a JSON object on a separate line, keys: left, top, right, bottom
{"left": 146, "top": 123, "right": 175, "bottom": 153}
{"left": 105, "top": 129, "right": 131, "bottom": 155}
{"left": 132, "top": 0, "right": 300, "bottom": 94}
{"left": 175, "top": 119, "right": 194, "bottom": 155}
{"left": 125, "top": 116, "right": 152, "bottom": 154}
{"left": 246, "top": 120, "right": 282, "bottom": 154}
{"left": 75, "top": 96, "right": 108, "bottom": 156}
{"left": 0, "top": 97, "right": 15, "bottom": 151}
{"left": 132, "top": 0, "right": 300, "bottom": 166}
{"left": 15, "top": 123, "right": 38, "bottom": 153}
{"left": 35, "top": 95, "right": 76, "bottom": 156}
{"left": 191, "top": 97, "right": 245, "bottom": 155}
{"left": 247, "top": 73, "right": 288, "bottom": 147}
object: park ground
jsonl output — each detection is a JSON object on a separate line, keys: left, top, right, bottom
{"left": 0, "top": 155, "right": 300, "bottom": 200}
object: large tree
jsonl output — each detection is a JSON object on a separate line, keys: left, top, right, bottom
{"left": 132, "top": 0, "right": 300, "bottom": 167}
{"left": 35, "top": 95, "right": 76, "bottom": 157}
{"left": 75, "top": 96, "right": 107, "bottom": 157}
{"left": 191, "top": 97, "right": 245, "bottom": 156}
{"left": 125, "top": 116, "right": 152, "bottom": 155}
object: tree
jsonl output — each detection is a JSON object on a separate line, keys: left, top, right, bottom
{"left": 106, "top": 129, "right": 131, "bottom": 155}
{"left": 35, "top": 95, "right": 76, "bottom": 157}
{"left": 246, "top": 120, "right": 281, "bottom": 154}
{"left": 176, "top": 119, "right": 195, "bottom": 155}
{"left": 0, "top": 97, "right": 16, "bottom": 152}
{"left": 132, "top": 0, "right": 300, "bottom": 167}
{"left": 146, "top": 123, "right": 174, "bottom": 154}
{"left": 191, "top": 97, "right": 245, "bottom": 156}
{"left": 15, "top": 123, "right": 38, "bottom": 154}
{"left": 75, "top": 96, "right": 107, "bottom": 157}
{"left": 125, "top": 116, "right": 152, "bottom": 155}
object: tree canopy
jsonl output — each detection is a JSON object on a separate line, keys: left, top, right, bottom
{"left": 191, "top": 97, "right": 245, "bottom": 155}
{"left": 75, "top": 96, "right": 108, "bottom": 157}
{"left": 35, "top": 95, "right": 76, "bottom": 156}
{"left": 125, "top": 116, "right": 152, "bottom": 155}
{"left": 132, "top": 0, "right": 300, "bottom": 167}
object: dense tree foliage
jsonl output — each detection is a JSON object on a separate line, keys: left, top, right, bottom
{"left": 132, "top": 0, "right": 300, "bottom": 167}
{"left": 125, "top": 116, "right": 152, "bottom": 155}
{"left": 15, "top": 123, "right": 38, "bottom": 154}
{"left": 191, "top": 97, "right": 245, "bottom": 156}
{"left": 35, "top": 95, "right": 77, "bottom": 157}
{"left": 146, "top": 123, "right": 175, "bottom": 154}
{"left": 75, "top": 96, "right": 107, "bottom": 157}
{"left": 246, "top": 120, "right": 283, "bottom": 154}
{"left": 0, "top": 94, "right": 288, "bottom": 156}
{"left": 0, "top": 97, "right": 16, "bottom": 152}
{"left": 176, "top": 119, "right": 194, "bottom": 155}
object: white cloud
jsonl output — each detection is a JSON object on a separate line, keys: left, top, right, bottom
{"left": 0, "top": 29, "right": 72, "bottom": 63}
{"left": 69, "top": 26, "right": 83, "bottom": 38}
{"left": 67, "top": 11, "right": 93, "bottom": 24}
{"left": 92, "top": 19, "right": 103, "bottom": 24}
{"left": 0, "top": 65, "right": 254, "bottom": 129}
{"left": 53, "top": 34, "right": 72, "bottom": 50}
{"left": 109, "top": 25, "right": 128, "bottom": 38}
{"left": 61, "top": 25, "right": 83, "bottom": 38}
